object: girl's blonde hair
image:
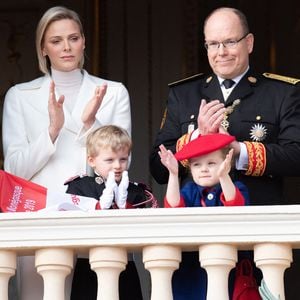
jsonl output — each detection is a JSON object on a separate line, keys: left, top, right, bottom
{"left": 36, "top": 6, "right": 85, "bottom": 74}
{"left": 87, "top": 125, "right": 132, "bottom": 157}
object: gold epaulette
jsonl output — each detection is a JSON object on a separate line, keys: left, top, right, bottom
{"left": 263, "top": 72, "right": 300, "bottom": 85}
{"left": 168, "top": 73, "right": 204, "bottom": 87}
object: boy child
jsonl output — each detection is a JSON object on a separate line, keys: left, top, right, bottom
{"left": 159, "top": 133, "right": 249, "bottom": 208}
{"left": 66, "top": 125, "right": 154, "bottom": 210}
{"left": 158, "top": 133, "right": 250, "bottom": 300}
{"left": 65, "top": 125, "right": 156, "bottom": 300}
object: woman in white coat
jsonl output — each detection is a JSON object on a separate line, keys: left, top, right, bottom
{"left": 2, "top": 6, "right": 131, "bottom": 192}
{"left": 2, "top": 6, "right": 131, "bottom": 300}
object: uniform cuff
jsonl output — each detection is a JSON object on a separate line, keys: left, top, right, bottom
{"left": 244, "top": 141, "right": 266, "bottom": 176}
{"left": 176, "top": 132, "right": 193, "bottom": 167}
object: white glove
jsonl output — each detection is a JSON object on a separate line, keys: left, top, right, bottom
{"left": 115, "top": 171, "right": 129, "bottom": 209}
{"left": 99, "top": 171, "right": 117, "bottom": 209}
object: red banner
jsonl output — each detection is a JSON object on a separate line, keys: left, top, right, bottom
{"left": 0, "top": 170, "right": 98, "bottom": 212}
{"left": 0, "top": 170, "right": 47, "bottom": 212}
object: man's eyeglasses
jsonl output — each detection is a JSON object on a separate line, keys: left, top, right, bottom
{"left": 204, "top": 33, "right": 249, "bottom": 51}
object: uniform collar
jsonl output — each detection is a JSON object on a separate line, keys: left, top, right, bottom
{"left": 217, "top": 66, "right": 249, "bottom": 87}
{"left": 203, "top": 75, "right": 224, "bottom": 101}
{"left": 203, "top": 69, "right": 258, "bottom": 105}
{"left": 226, "top": 69, "right": 258, "bottom": 104}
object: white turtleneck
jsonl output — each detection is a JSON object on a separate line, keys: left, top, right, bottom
{"left": 51, "top": 68, "right": 83, "bottom": 112}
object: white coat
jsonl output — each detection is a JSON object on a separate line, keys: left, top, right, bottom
{"left": 2, "top": 70, "right": 131, "bottom": 192}
{"left": 3, "top": 69, "right": 131, "bottom": 300}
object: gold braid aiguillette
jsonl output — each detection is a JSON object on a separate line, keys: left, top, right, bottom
{"left": 221, "top": 99, "right": 241, "bottom": 131}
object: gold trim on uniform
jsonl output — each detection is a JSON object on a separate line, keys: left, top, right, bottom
{"left": 263, "top": 73, "right": 300, "bottom": 85}
{"left": 248, "top": 76, "right": 257, "bottom": 83}
{"left": 168, "top": 73, "right": 204, "bottom": 87}
{"left": 176, "top": 132, "right": 192, "bottom": 167}
{"left": 206, "top": 76, "right": 212, "bottom": 83}
{"left": 221, "top": 99, "right": 241, "bottom": 131}
{"left": 244, "top": 141, "right": 266, "bottom": 176}
{"left": 250, "top": 123, "right": 267, "bottom": 142}
{"left": 160, "top": 108, "right": 167, "bottom": 129}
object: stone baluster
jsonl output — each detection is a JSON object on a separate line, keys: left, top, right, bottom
{"left": 0, "top": 250, "right": 16, "bottom": 300}
{"left": 143, "top": 245, "right": 181, "bottom": 300}
{"left": 254, "top": 243, "right": 292, "bottom": 300}
{"left": 35, "top": 248, "right": 73, "bottom": 300}
{"left": 200, "top": 244, "right": 237, "bottom": 300}
{"left": 90, "top": 246, "right": 127, "bottom": 300}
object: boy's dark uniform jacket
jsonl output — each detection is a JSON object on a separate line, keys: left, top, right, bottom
{"left": 150, "top": 69, "right": 300, "bottom": 206}
{"left": 66, "top": 175, "right": 147, "bottom": 208}
{"left": 65, "top": 175, "right": 145, "bottom": 300}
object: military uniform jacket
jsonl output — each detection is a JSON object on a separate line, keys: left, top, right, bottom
{"left": 65, "top": 175, "right": 147, "bottom": 208}
{"left": 150, "top": 70, "right": 300, "bottom": 205}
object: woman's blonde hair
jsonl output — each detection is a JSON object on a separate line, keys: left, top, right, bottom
{"left": 36, "top": 6, "right": 85, "bottom": 74}
{"left": 87, "top": 125, "right": 132, "bottom": 157}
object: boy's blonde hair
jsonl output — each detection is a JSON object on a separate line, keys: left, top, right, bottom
{"left": 87, "top": 125, "right": 132, "bottom": 157}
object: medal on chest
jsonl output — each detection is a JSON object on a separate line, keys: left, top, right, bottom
{"left": 250, "top": 123, "right": 267, "bottom": 142}
{"left": 221, "top": 99, "right": 241, "bottom": 131}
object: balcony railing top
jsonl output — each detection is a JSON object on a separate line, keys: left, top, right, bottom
{"left": 1, "top": 205, "right": 300, "bottom": 254}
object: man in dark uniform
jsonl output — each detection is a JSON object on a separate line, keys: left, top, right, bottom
{"left": 150, "top": 70, "right": 300, "bottom": 206}
{"left": 150, "top": 7, "right": 300, "bottom": 206}
{"left": 149, "top": 6, "right": 300, "bottom": 300}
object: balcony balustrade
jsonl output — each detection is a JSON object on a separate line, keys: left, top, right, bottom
{"left": 1, "top": 205, "right": 300, "bottom": 300}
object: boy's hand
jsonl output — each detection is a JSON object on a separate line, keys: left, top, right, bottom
{"left": 158, "top": 144, "right": 179, "bottom": 175}
{"left": 115, "top": 171, "right": 129, "bottom": 209}
{"left": 99, "top": 171, "right": 117, "bottom": 209}
{"left": 217, "top": 149, "right": 234, "bottom": 178}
